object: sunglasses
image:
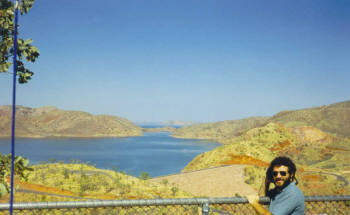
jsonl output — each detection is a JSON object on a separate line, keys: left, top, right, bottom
{"left": 273, "top": 171, "right": 287, "bottom": 177}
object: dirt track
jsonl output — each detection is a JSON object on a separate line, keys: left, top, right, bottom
{"left": 149, "top": 165, "right": 257, "bottom": 197}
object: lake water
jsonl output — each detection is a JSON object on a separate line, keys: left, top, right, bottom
{"left": 0, "top": 131, "right": 220, "bottom": 177}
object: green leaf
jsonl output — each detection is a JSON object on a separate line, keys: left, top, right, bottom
{"left": 0, "top": 184, "right": 8, "bottom": 197}
{"left": 24, "top": 39, "right": 33, "bottom": 45}
{"left": 22, "top": 158, "right": 30, "bottom": 167}
{"left": 0, "top": 0, "right": 39, "bottom": 83}
{"left": 15, "top": 156, "right": 23, "bottom": 163}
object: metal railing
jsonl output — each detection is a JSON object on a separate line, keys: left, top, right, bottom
{"left": 0, "top": 195, "right": 349, "bottom": 214}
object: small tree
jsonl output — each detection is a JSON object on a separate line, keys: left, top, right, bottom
{"left": 161, "top": 179, "right": 168, "bottom": 186}
{"left": 0, "top": 0, "right": 39, "bottom": 83}
{"left": 171, "top": 186, "right": 178, "bottom": 197}
{"left": 139, "top": 171, "right": 150, "bottom": 180}
{"left": 112, "top": 165, "right": 118, "bottom": 173}
{"left": 79, "top": 173, "right": 89, "bottom": 197}
{"left": 63, "top": 168, "right": 70, "bottom": 179}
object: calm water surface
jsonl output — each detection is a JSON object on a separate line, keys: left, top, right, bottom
{"left": 0, "top": 132, "right": 220, "bottom": 177}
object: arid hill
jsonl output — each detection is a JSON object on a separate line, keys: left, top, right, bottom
{"left": 0, "top": 106, "right": 142, "bottom": 138}
{"left": 175, "top": 100, "right": 350, "bottom": 195}
{"left": 172, "top": 117, "right": 269, "bottom": 143}
{"left": 181, "top": 122, "right": 350, "bottom": 195}
{"left": 0, "top": 162, "right": 193, "bottom": 203}
{"left": 269, "top": 100, "right": 350, "bottom": 138}
{"left": 182, "top": 122, "right": 350, "bottom": 171}
{"left": 172, "top": 100, "right": 350, "bottom": 142}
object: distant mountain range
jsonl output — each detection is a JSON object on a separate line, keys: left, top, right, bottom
{"left": 0, "top": 106, "right": 142, "bottom": 138}
{"left": 2, "top": 100, "right": 349, "bottom": 140}
{"left": 136, "top": 120, "right": 196, "bottom": 127}
{"left": 161, "top": 120, "right": 196, "bottom": 126}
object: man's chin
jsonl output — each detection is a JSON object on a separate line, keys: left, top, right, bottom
{"left": 275, "top": 180, "right": 291, "bottom": 190}
{"left": 275, "top": 181, "right": 284, "bottom": 187}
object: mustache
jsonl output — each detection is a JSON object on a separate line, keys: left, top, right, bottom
{"left": 275, "top": 175, "right": 292, "bottom": 182}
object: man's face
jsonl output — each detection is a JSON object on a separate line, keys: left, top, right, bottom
{"left": 272, "top": 165, "right": 292, "bottom": 188}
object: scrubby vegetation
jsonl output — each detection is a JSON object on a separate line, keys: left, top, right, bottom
{"left": 270, "top": 100, "right": 350, "bottom": 138}
{"left": 174, "top": 100, "right": 350, "bottom": 143}
{"left": 1, "top": 100, "right": 349, "bottom": 201}
{"left": 182, "top": 121, "right": 350, "bottom": 195}
{"left": 173, "top": 117, "right": 268, "bottom": 143}
{"left": 0, "top": 161, "right": 193, "bottom": 203}
{"left": 175, "top": 101, "right": 350, "bottom": 195}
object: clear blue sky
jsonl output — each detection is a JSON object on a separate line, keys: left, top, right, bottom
{"left": 1, "top": 0, "right": 349, "bottom": 122}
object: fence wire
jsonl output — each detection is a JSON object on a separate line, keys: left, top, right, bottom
{"left": 0, "top": 196, "right": 348, "bottom": 215}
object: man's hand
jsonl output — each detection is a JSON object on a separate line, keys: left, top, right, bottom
{"left": 245, "top": 194, "right": 272, "bottom": 215}
{"left": 246, "top": 194, "right": 260, "bottom": 204}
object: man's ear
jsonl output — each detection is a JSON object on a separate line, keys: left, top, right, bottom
{"left": 290, "top": 173, "right": 294, "bottom": 181}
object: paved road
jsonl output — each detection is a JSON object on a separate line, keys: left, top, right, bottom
{"left": 306, "top": 171, "right": 349, "bottom": 187}
{"left": 18, "top": 189, "right": 96, "bottom": 200}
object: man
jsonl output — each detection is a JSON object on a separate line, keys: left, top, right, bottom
{"left": 246, "top": 156, "right": 305, "bottom": 215}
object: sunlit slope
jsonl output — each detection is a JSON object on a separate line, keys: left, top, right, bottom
{"left": 172, "top": 117, "right": 269, "bottom": 144}
{"left": 0, "top": 105, "right": 142, "bottom": 138}
{"left": 174, "top": 100, "right": 350, "bottom": 195}
{"left": 182, "top": 122, "right": 350, "bottom": 195}
{"left": 6, "top": 163, "right": 192, "bottom": 202}
{"left": 269, "top": 100, "right": 350, "bottom": 138}
{"left": 183, "top": 122, "right": 350, "bottom": 172}
{"left": 173, "top": 100, "right": 350, "bottom": 142}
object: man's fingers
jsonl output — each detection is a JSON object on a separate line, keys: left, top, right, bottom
{"left": 245, "top": 194, "right": 259, "bottom": 204}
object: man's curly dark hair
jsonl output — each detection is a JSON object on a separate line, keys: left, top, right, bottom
{"left": 265, "top": 156, "right": 298, "bottom": 198}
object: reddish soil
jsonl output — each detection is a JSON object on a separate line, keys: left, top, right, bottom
{"left": 220, "top": 154, "right": 269, "bottom": 167}
{"left": 270, "top": 139, "right": 291, "bottom": 151}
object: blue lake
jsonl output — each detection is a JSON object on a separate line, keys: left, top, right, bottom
{"left": 0, "top": 132, "right": 220, "bottom": 177}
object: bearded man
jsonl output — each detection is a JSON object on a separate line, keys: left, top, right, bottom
{"left": 246, "top": 156, "right": 305, "bottom": 215}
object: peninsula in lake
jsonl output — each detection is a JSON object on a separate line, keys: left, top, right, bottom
{"left": 0, "top": 106, "right": 142, "bottom": 138}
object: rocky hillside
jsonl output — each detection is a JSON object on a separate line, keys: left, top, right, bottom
{"left": 172, "top": 100, "right": 350, "bottom": 143}
{"left": 177, "top": 100, "right": 350, "bottom": 195}
{"left": 172, "top": 117, "right": 269, "bottom": 144}
{"left": 182, "top": 122, "right": 350, "bottom": 195}
{"left": 183, "top": 122, "right": 350, "bottom": 171}
{"left": 269, "top": 100, "right": 350, "bottom": 137}
{"left": 0, "top": 106, "right": 142, "bottom": 138}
